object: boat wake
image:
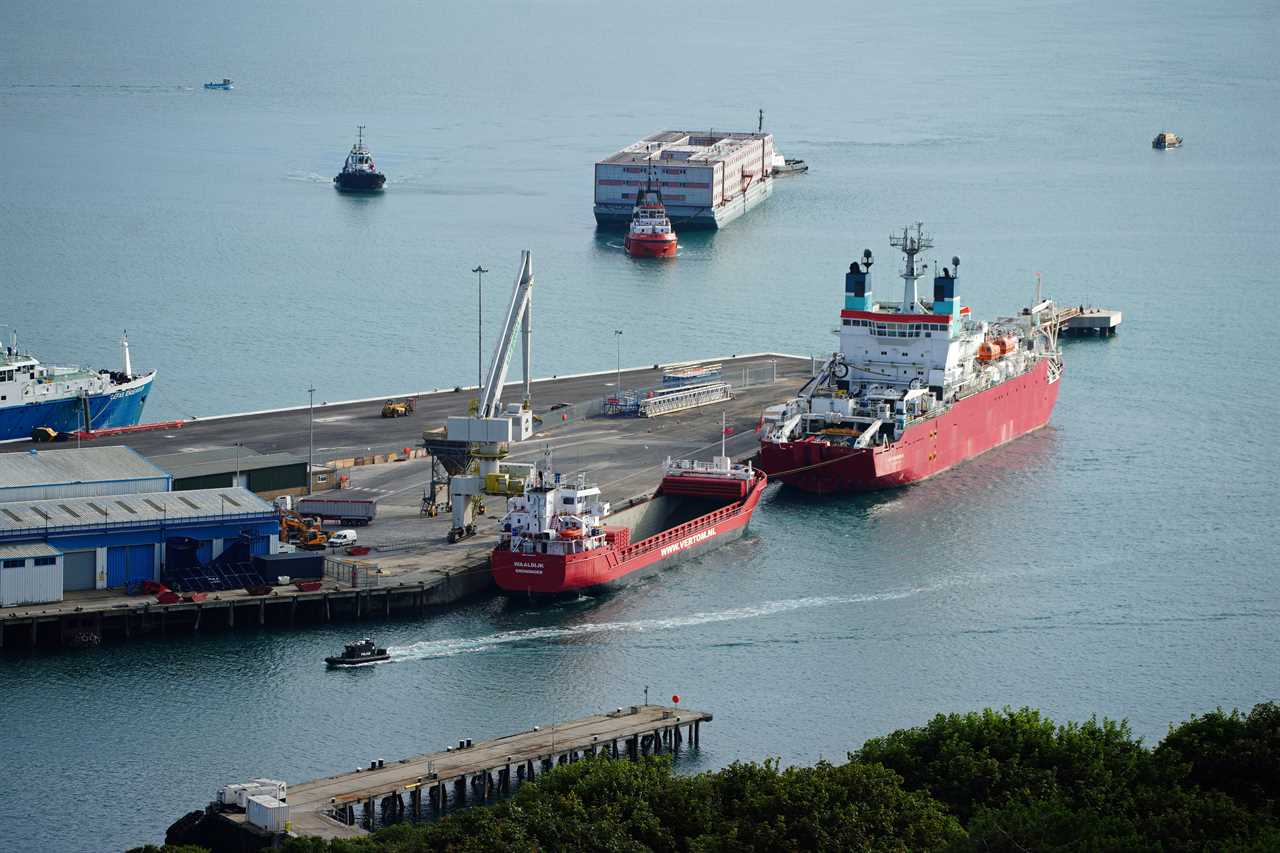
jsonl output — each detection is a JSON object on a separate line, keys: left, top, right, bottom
{"left": 388, "top": 588, "right": 928, "bottom": 663}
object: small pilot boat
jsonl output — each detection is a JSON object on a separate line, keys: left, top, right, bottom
{"left": 771, "top": 152, "right": 808, "bottom": 175}
{"left": 1152, "top": 131, "right": 1182, "bottom": 149}
{"left": 325, "top": 637, "right": 390, "bottom": 668}
{"left": 203, "top": 78, "right": 234, "bottom": 90}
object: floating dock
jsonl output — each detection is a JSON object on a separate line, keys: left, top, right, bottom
{"left": 169, "top": 704, "right": 711, "bottom": 846}
{"left": 594, "top": 130, "right": 775, "bottom": 229}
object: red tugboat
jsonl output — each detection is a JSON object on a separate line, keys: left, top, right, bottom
{"left": 757, "top": 223, "right": 1064, "bottom": 493}
{"left": 492, "top": 445, "right": 766, "bottom": 596}
{"left": 623, "top": 187, "right": 678, "bottom": 258}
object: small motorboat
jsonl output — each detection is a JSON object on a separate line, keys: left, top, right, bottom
{"left": 623, "top": 186, "right": 678, "bottom": 258}
{"left": 325, "top": 637, "right": 390, "bottom": 668}
{"left": 203, "top": 78, "right": 234, "bottom": 90}
{"left": 334, "top": 125, "right": 386, "bottom": 192}
{"left": 1152, "top": 131, "right": 1182, "bottom": 149}
{"left": 771, "top": 152, "right": 808, "bottom": 176}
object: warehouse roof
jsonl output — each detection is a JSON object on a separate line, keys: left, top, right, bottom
{"left": 0, "top": 542, "right": 62, "bottom": 559}
{"left": 148, "top": 447, "right": 306, "bottom": 480}
{"left": 0, "top": 487, "right": 275, "bottom": 536}
{"left": 0, "top": 446, "right": 169, "bottom": 489}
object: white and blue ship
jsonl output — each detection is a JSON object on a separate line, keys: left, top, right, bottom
{"left": 0, "top": 332, "right": 155, "bottom": 441}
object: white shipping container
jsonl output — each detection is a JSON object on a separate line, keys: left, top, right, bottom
{"left": 0, "top": 556, "right": 63, "bottom": 607}
{"left": 250, "top": 778, "right": 288, "bottom": 800}
{"left": 236, "top": 784, "right": 275, "bottom": 808}
{"left": 246, "top": 794, "right": 290, "bottom": 833}
{"left": 217, "top": 783, "right": 247, "bottom": 806}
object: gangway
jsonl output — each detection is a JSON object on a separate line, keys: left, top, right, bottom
{"left": 638, "top": 382, "right": 733, "bottom": 417}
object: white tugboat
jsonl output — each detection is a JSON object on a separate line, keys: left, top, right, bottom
{"left": 333, "top": 126, "right": 386, "bottom": 192}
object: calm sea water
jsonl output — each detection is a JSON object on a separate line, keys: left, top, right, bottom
{"left": 3, "top": 1, "right": 1279, "bottom": 850}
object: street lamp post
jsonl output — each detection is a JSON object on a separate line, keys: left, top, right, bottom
{"left": 234, "top": 441, "right": 242, "bottom": 488}
{"left": 307, "top": 385, "right": 316, "bottom": 495}
{"left": 473, "top": 265, "right": 489, "bottom": 392}
{"left": 614, "top": 329, "right": 624, "bottom": 397}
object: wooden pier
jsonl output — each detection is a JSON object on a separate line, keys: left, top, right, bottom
{"left": 175, "top": 705, "right": 711, "bottom": 845}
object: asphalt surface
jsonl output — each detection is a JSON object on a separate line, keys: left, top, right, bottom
{"left": 1, "top": 354, "right": 809, "bottom": 465}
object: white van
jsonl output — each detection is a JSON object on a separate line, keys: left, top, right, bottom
{"left": 328, "top": 529, "right": 358, "bottom": 548}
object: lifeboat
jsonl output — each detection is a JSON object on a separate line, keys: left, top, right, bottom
{"left": 999, "top": 335, "right": 1018, "bottom": 355}
{"left": 977, "top": 340, "right": 1000, "bottom": 362}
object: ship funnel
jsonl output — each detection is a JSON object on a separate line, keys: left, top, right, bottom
{"left": 845, "top": 253, "right": 873, "bottom": 312}
{"left": 120, "top": 330, "right": 133, "bottom": 378}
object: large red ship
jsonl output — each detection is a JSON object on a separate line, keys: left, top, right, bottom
{"left": 492, "top": 449, "right": 766, "bottom": 596}
{"left": 758, "top": 224, "right": 1064, "bottom": 493}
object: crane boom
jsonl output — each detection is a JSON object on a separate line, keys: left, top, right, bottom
{"left": 480, "top": 250, "right": 534, "bottom": 418}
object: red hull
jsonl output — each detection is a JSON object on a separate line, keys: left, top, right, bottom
{"left": 492, "top": 471, "right": 766, "bottom": 594}
{"left": 759, "top": 360, "right": 1061, "bottom": 493}
{"left": 624, "top": 233, "right": 678, "bottom": 258}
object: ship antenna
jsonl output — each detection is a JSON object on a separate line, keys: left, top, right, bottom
{"left": 357, "top": 124, "right": 365, "bottom": 149}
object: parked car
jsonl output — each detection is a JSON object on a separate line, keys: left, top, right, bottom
{"left": 327, "top": 529, "right": 358, "bottom": 548}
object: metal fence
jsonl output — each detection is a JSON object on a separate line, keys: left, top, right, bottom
{"left": 325, "top": 557, "right": 381, "bottom": 589}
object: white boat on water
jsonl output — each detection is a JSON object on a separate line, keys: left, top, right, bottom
{"left": 772, "top": 152, "right": 808, "bottom": 175}
{"left": 204, "top": 78, "right": 233, "bottom": 90}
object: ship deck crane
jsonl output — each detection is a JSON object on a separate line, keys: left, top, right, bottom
{"left": 424, "top": 251, "right": 537, "bottom": 542}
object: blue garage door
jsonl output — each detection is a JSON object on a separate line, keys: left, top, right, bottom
{"left": 250, "top": 536, "right": 271, "bottom": 557}
{"left": 197, "top": 540, "right": 213, "bottom": 565}
{"left": 106, "top": 545, "right": 155, "bottom": 587}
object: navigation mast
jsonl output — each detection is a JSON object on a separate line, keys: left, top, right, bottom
{"left": 889, "top": 222, "right": 933, "bottom": 312}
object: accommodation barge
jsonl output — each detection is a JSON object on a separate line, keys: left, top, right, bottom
{"left": 594, "top": 130, "right": 774, "bottom": 230}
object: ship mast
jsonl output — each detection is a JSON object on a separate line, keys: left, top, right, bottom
{"left": 889, "top": 222, "right": 932, "bottom": 312}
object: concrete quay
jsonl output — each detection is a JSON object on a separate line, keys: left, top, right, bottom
{"left": 170, "top": 704, "right": 711, "bottom": 848}
{"left": 0, "top": 354, "right": 809, "bottom": 649}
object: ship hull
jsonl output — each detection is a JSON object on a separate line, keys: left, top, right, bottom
{"left": 334, "top": 172, "right": 386, "bottom": 192}
{"left": 759, "top": 360, "right": 1060, "bottom": 493}
{"left": 492, "top": 472, "right": 766, "bottom": 596}
{"left": 0, "top": 373, "right": 154, "bottom": 442}
{"left": 624, "top": 233, "right": 678, "bottom": 258}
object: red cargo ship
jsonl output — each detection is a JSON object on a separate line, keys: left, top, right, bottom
{"left": 758, "top": 223, "right": 1064, "bottom": 493}
{"left": 623, "top": 187, "right": 678, "bottom": 258}
{"left": 492, "top": 450, "right": 766, "bottom": 595}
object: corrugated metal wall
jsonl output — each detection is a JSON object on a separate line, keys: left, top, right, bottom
{"left": 0, "top": 477, "right": 171, "bottom": 503}
{"left": 173, "top": 473, "right": 234, "bottom": 491}
{"left": 247, "top": 464, "right": 306, "bottom": 495}
{"left": 0, "top": 558, "right": 64, "bottom": 606}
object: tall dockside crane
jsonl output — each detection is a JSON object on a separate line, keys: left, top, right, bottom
{"left": 424, "top": 251, "right": 537, "bottom": 542}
